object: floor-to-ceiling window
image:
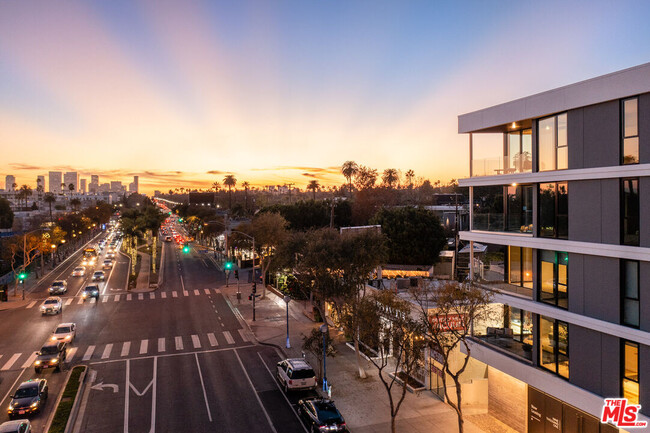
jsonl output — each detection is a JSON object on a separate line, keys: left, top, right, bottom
{"left": 539, "top": 182, "right": 568, "bottom": 239}
{"left": 538, "top": 113, "right": 568, "bottom": 171}
{"left": 507, "top": 129, "right": 532, "bottom": 173}
{"left": 539, "top": 251, "right": 568, "bottom": 309}
{"left": 622, "top": 97, "right": 639, "bottom": 165}
{"left": 622, "top": 260, "right": 640, "bottom": 328}
{"left": 621, "top": 178, "right": 639, "bottom": 246}
{"left": 622, "top": 341, "right": 639, "bottom": 404}
{"left": 539, "top": 316, "right": 569, "bottom": 379}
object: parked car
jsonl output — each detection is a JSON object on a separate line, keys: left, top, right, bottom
{"left": 50, "top": 323, "right": 76, "bottom": 343}
{"left": 297, "top": 398, "right": 347, "bottom": 432}
{"left": 0, "top": 420, "right": 31, "bottom": 433}
{"left": 276, "top": 358, "right": 317, "bottom": 392}
{"left": 91, "top": 271, "right": 105, "bottom": 281}
{"left": 34, "top": 342, "right": 66, "bottom": 373}
{"left": 40, "top": 298, "right": 62, "bottom": 315}
{"left": 71, "top": 267, "right": 85, "bottom": 277}
{"left": 102, "top": 260, "right": 113, "bottom": 270}
{"left": 7, "top": 380, "right": 48, "bottom": 419}
{"left": 81, "top": 285, "right": 100, "bottom": 301}
{"left": 48, "top": 281, "right": 67, "bottom": 295}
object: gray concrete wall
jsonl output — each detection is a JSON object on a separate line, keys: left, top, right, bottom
{"left": 601, "top": 334, "right": 621, "bottom": 398}
{"left": 640, "top": 343, "right": 650, "bottom": 416}
{"left": 582, "top": 100, "right": 620, "bottom": 168}
{"left": 568, "top": 179, "right": 619, "bottom": 244}
{"left": 640, "top": 261, "right": 650, "bottom": 332}
{"left": 567, "top": 108, "right": 584, "bottom": 170}
{"left": 568, "top": 253, "right": 620, "bottom": 323}
{"left": 640, "top": 177, "right": 650, "bottom": 248}
{"left": 639, "top": 93, "right": 650, "bottom": 164}
{"left": 569, "top": 326, "right": 602, "bottom": 394}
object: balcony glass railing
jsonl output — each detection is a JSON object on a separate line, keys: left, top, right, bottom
{"left": 471, "top": 156, "right": 533, "bottom": 177}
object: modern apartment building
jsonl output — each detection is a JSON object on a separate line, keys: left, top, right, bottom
{"left": 49, "top": 171, "right": 62, "bottom": 193}
{"left": 458, "top": 63, "right": 650, "bottom": 432}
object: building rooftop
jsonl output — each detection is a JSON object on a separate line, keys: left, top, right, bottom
{"left": 458, "top": 62, "right": 650, "bottom": 134}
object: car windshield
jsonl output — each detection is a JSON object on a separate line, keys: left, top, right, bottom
{"left": 314, "top": 403, "right": 342, "bottom": 422}
{"left": 44, "top": 300, "right": 58, "bottom": 305}
{"left": 55, "top": 327, "right": 71, "bottom": 334}
{"left": 14, "top": 386, "right": 38, "bottom": 398}
{"left": 292, "top": 369, "right": 315, "bottom": 379}
{"left": 74, "top": 268, "right": 83, "bottom": 271}
{"left": 52, "top": 282, "right": 64, "bottom": 287}
{"left": 40, "top": 346, "right": 58, "bottom": 355}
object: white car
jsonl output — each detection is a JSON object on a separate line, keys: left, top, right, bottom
{"left": 72, "top": 267, "right": 85, "bottom": 277}
{"left": 106, "top": 252, "right": 115, "bottom": 259}
{"left": 0, "top": 420, "right": 32, "bottom": 433}
{"left": 91, "top": 271, "right": 105, "bottom": 281}
{"left": 40, "top": 297, "right": 63, "bottom": 315}
{"left": 102, "top": 260, "right": 113, "bottom": 270}
{"left": 50, "top": 323, "right": 76, "bottom": 343}
{"left": 276, "top": 359, "right": 317, "bottom": 392}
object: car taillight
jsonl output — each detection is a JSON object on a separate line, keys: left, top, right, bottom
{"left": 288, "top": 380, "right": 293, "bottom": 385}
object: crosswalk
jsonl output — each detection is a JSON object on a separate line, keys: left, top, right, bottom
{"left": 0, "top": 330, "right": 249, "bottom": 371}
{"left": 26, "top": 288, "right": 223, "bottom": 309}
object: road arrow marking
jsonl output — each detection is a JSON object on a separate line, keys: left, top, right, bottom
{"left": 91, "top": 382, "right": 119, "bottom": 393}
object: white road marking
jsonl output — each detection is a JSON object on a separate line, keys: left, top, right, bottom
{"left": 114, "top": 294, "right": 120, "bottom": 302}
{"left": 21, "top": 352, "right": 37, "bottom": 369}
{"left": 180, "top": 275, "right": 186, "bottom": 292}
{"left": 149, "top": 293, "right": 155, "bottom": 300}
{"left": 175, "top": 336, "right": 183, "bottom": 351}
{"left": 102, "top": 296, "right": 109, "bottom": 303}
{"left": 67, "top": 347, "right": 77, "bottom": 363}
{"left": 77, "top": 298, "right": 84, "bottom": 305}
{"left": 82, "top": 345, "right": 95, "bottom": 361}
{"left": 207, "top": 333, "right": 218, "bottom": 347}
{"left": 183, "top": 291, "right": 189, "bottom": 296}
{"left": 26, "top": 301, "right": 37, "bottom": 309}
{"left": 223, "top": 331, "right": 235, "bottom": 345}
{"left": 194, "top": 289, "right": 200, "bottom": 296}
{"left": 101, "top": 344, "right": 113, "bottom": 359}
{"left": 238, "top": 329, "right": 249, "bottom": 342}
{"left": 1, "top": 353, "right": 21, "bottom": 371}
{"left": 172, "top": 291, "right": 178, "bottom": 298}
{"left": 138, "top": 293, "right": 144, "bottom": 300}
{"left": 90, "top": 298, "right": 96, "bottom": 304}
{"left": 161, "top": 292, "right": 167, "bottom": 299}
{"left": 191, "top": 335, "right": 201, "bottom": 349}
{"left": 140, "top": 339, "right": 148, "bottom": 354}
{"left": 234, "top": 351, "right": 278, "bottom": 433}
{"left": 194, "top": 353, "right": 213, "bottom": 422}
{"left": 213, "top": 288, "right": 220, "bottom": 294}
{"left": 121, "top": 342, "right": 131, "bottom": 357}
{"left": 126, "top": 294, "right": 132, "bottom": 301}
{"left": 65, "top": 298, "right": 74, "bottom": 306}
{"left": 158, "top": 338, "right": 165, "bottom": 352}
{"left": 204, "top": 289, "right": 211, "bottom": 295}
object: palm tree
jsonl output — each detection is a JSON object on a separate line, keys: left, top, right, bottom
{"left": 70, "top": 198, "right": 81, "bottom": 211}
{"left": 341, "top": 161, "right": 358, "bottom": 197}
{"left": 241, "top": 181, "right": 250, "bottom": 213}
{"left": 44, "top": 193, "right": 56, "bottom": 222}
{"left": 60, "top": 183, "right": 66, "bottom": 195}
{"left": 381, "top": 168, "right": 399, "bottom": 189}
{"left": 405, "top": 169, "right": 415, "bottom": 189}
{"left": 18, "top": 185, "right": 32, "bottom": 208}
{"left": 212, "top": 181, "right": 221, "bottom": 192}
{"left": 223, "top": 175, "right": 237, "bottom": 209}
{"left": 307, "top": 180, "right": 320, "bottom": 200}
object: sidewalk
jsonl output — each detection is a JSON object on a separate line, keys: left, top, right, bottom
{"left": 220, "top": 280, "right": 504, "bottom": 433}
{"left": 135, "top": 252, "right": 151, "bottom": 290}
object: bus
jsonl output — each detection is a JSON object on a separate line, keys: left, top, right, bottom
{"left": 83, "top": 247, "right": 98, "bottom": 258}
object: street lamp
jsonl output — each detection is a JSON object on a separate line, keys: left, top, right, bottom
{"left": 320, "top": 324, "right": 328, "bottom": 391}
{"left": 284, "top": 295, "right": 291, "bottom": 348}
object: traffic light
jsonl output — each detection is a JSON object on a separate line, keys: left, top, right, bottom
{"left": 224, "top": 261, "right": 233, "bottom": 270}
{"left": 179, "top": 218, "right": 184, "bottom": 223}
{"left": 252, "top": 283, "right": 257, "bottom": 294}
{"left": 18, "top": 272, "right": 27, "bottom": 284}
{"left": 234, "top": 270, "right": 239, "bottom": 279}
{"left": 182, "top": 244, "right": 190, "bottom": 253}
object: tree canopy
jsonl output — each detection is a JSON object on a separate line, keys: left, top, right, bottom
{"left": 0, "top": 197, "right": 14, "bottom": 229}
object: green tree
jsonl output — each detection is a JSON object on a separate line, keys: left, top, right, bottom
{"left": 0, "top": 197, "right": 14, "bottom": 229}
{"left": 341, "top": 161, "right": 358, "bottom": 197}
{"left": 370, "top": 207, "right": 446, "bottom": 265}
{"left": 223, "top": 174, "right": 237, "bottom": 209}
{"left": 70, "top": 198, "right": 81, "bottom": 211}
{"left": 381, "top": 168, "right": 400, "bottom": 189}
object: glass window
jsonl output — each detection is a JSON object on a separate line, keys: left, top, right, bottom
{"left": 538, "top": 114, "right": 568, "bottom": 171}
{"left": 472, "top": 186, "right": 504, "bottom": 231}
{"left": 622, "top": 260, "right": 640, "bottom": 328}
{"left": 539, "top": 316, "right": 569, "bottom": 378}
{"left": 539, "top": 182, "right": 568, "bottom": 239}
{"left": 506, "top": 184, "right": 533, "bottom": 233}
{"left": 507, "top": 129, "right": 533, "bottom": 173}
{"left": 622, "top": 98, "right": 639, "bottom": 165}
{"left": 508, "top": 246, "right": 533, "bottom": 289}
{"left": 473, "top": 185, "right": 533, "bottom": 234}
{"left": 622, "top": 341, "right": 639, "bottom": 404}
{"left": 539, "top": 250, "right": 569, "bottom": 309}
{"left": 622, "top": 179, "right": 639, "bottom": 246}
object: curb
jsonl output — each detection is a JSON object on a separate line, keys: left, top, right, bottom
{"left": 64, "top": 365, "right": 88, "bottom": 433}
{"left": 43, "top": 364, "right": 86, "bottom": 433}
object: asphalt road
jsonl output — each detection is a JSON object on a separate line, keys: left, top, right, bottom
{"left": 73, "top": 237, "right": 312, "bottom": 433}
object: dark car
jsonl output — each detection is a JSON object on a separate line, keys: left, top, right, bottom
{"left": 48, "top": 281, "right": 67, "bottom": 295}
{"left": 297, "top": 398, "right": 347, "bottom": 432}
{"left": 34, "top": 342, "right": 66, "bottom": 373}
{"left": 81, "top": 285, "right": 100, "bottom": 301}
{"left": 7, "top": 379, "right": 48, "bottom": 418}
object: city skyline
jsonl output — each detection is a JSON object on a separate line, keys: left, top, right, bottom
{"left": 2, "top": 0, "right": 650, "bottom": 195}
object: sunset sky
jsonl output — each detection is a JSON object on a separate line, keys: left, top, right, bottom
{"left": 2, "top": 0, "right": 650, "bottom": 195}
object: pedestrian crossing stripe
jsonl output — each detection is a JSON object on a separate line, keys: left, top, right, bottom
{"left": 65, "top": 298, "right": 74, "bottom": 306}
{"left": 1, "top": 353, "right": 21, "bottom": 371}
{"left": 26, "top": 301, "right": 37, "bottom": 309}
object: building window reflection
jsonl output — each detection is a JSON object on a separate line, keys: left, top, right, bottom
{"left": 622, "top": 341, "right": 639, "bottom": 404}
{"left": 621, "top": 179, "right": 639, "bottom": 246}
{"left": 622, "top": 98, "right": 639, "bottom": 164}
{"left": 473, "top": 185, "right": 533, "bottom": 234}
{"left": 539, "top": 251, "right": 568, "bottom": 309}
{"left": 539, "top": 316, "right": 569, "bottom": 379}
{"left": 508, "top": 129, "right": 532, "bottom": 173}
{"left": 539, "top": 182, "right": 568, "bottom": 239}
{"left": 538, "top": 113, "right": 568, "bottom": 171}
{"left": 622, "top": 260, "right": 640, "bottom": 328}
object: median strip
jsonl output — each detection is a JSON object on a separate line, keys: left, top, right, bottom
{"left": 47, "top": 365, "right": 86, "bottom": 433}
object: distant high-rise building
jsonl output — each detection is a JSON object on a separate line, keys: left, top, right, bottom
{"left": 49, "top": 171, "right": 62, "bottom": 193}
{"left": 89, "top": 175, "right": 99, "bottom": 194}
{"left": 5, "top": 175, "right": 16, "bottom": 191}
{"left": 63, "top": 172, "right": 78, "bottom": 193}
{"left": 98, "top": 183, "right": 110, "bottom": 193}
{"left": 80, "top": 179, "right": 87, "bottom": 194}
{"left": 128, "top": 176, "right": 139, "bottom": 194}
{"left": 110, "top": 181, "right": 123, "bottom": 193}
{"left": 91, "top": 175, "right": 99, "bottom": 184}
{"left": 36, "top": 175, "right": 45, "bottom": 193}
{"left": 154, "top": 190, "right": 161, "bottom": 197}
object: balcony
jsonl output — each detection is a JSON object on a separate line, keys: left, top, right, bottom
{"left": 471, "top": 129, "right": 532, "bottom": 177}
{"left": 473, "top": 303, "right": 533, "bottom": 362}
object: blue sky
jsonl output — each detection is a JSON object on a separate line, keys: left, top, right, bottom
{"left": 1, "top": 0, "right": 650, "bottom": 193}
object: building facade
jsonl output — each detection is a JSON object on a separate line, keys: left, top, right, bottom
{"left": 63, "top": 172, "right": 78, "bottom": 193}
{"left": 80, "top": 178, "right": 87, "bottom": 194}
{"left": 36, "top": 175, "right": 45, "bottom": 193}
{"left": 48, "top": 171, "right": 62, "bottom": 194}
{"left": 459, "top": 63, "right": 650, "bottom": 432}
{"left": 5, "top": 175, "right": 15, "bottom": 191}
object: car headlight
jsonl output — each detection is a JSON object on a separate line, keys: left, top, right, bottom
{"left": 82, "top": 293, "right": 88, "bottom": 298}
{"left": 50, "top": 358, "right": 58, "bottom": 363}
{"left": 51, "top": 336, "right": 57, "bottom": 341}
{"left": 35, "top": 360, "right": 41, "bottom": 365}
{"left": 8, "top": 404, "right": 13, "bottom": 411}
{"left": 30, "top": 402, "right": 38, "bottom": 408}
{"left": 65, "top": 336, "right": 71, "bottom": 340}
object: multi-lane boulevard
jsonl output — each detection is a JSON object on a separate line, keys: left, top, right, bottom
{"left": 0, "top": 224, "right": 312, "bottom": 432}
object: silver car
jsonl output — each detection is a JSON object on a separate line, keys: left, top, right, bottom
{"left": 72, "top": 267, "right": 85, "bottom": 277}
{"left": 48, "top": 280, "right": 67, "bottom": 295}
{"left": 40, "top": 297, "right": 62, "bottom": 315}
{"left": 0, "top": 420, "right": 32, "bottom": 433}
